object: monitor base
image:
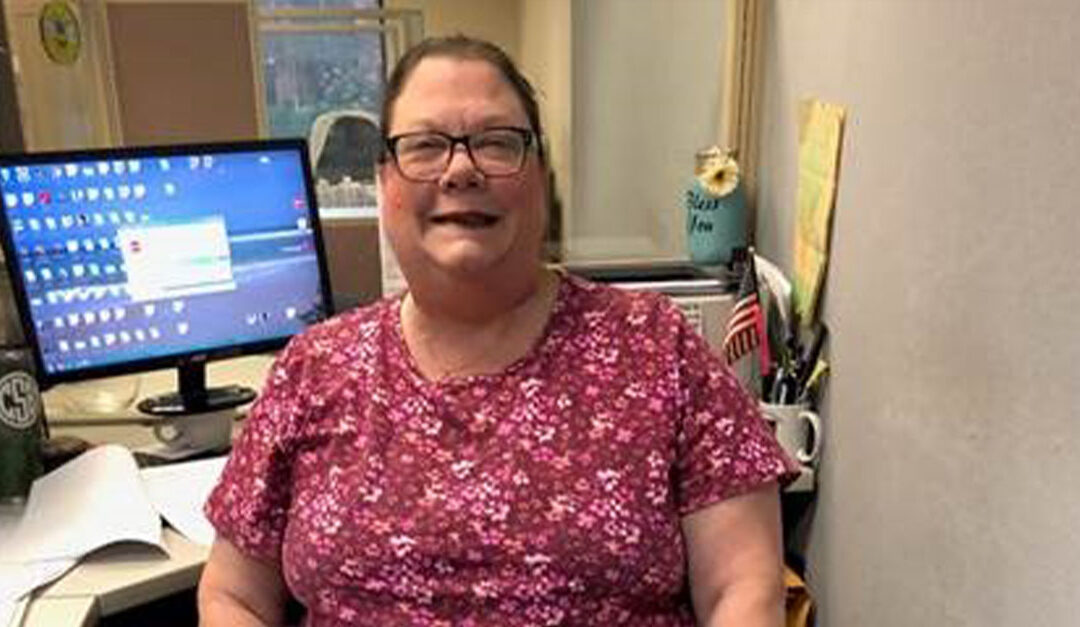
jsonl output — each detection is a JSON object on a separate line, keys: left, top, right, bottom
{"left": 136, "top": 385, "right": 257, "bottom": 417}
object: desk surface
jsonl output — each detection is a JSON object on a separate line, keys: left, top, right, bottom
{"left": 17, "top": 355, "right": 272, "bottom": 627}
{"left": 22, "top": 529, "right": 207, "bottom": 627}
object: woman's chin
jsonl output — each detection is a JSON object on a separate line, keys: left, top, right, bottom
{"left": 426, "top": 241, "right": 509, "bottom": 276}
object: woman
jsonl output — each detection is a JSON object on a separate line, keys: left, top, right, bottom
{"left": 198, "top": 35, "right": 797, "bottom": 626}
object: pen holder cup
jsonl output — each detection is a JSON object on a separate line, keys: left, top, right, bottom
{"left": 759, "top": 402, "right": 822, "bottom": 465}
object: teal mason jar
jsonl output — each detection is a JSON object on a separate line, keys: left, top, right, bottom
{"left": 685, "top": 175, "right": 747, "bottom": 266}
{"left": 686, "top": 148, "right": 747, "bottom": 266}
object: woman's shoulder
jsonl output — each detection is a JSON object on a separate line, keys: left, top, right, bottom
{"left": 559, "top": 272, "right": 686, "bottom": 328}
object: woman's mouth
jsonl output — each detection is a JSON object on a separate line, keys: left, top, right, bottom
{"left": 429, "top": 212, "right": 501, "bottom": 229}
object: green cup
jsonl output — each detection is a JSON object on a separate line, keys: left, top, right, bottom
{"left": 0, "top": 349, "right": 45, "bottom": 503}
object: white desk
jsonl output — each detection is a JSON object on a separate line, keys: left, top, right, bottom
{"left": 22, "top": 529, "right": 207, "bottom": 626}
{"left": 17, "top": 355, "right": 274, "bottom": 627}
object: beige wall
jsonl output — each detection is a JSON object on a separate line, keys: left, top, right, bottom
{"left": 755, "top": 2, "right": 1080, "bottom": 624}
{"left": 4, "top": 0, "right": 116, "bottom": 150}
{"left": 387, "top": 0, "right": 521, "bottom": 57}
{"left": 567, "top": 0, "right": 727, "bottom": 260}
{"left": 519, "top": 0, "right": 571, "bottom": 218}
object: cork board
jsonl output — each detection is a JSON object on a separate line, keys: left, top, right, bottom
{"left": 106, "top": 1, "right": 260, "bottom": 145}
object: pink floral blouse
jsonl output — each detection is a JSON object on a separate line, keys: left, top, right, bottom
{"left": 205, "top": 274, "right": 797, "bottom": 626}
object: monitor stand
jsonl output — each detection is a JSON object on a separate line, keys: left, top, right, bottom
{"left": 136, "top": 362, "right": 257, "bottom": 416}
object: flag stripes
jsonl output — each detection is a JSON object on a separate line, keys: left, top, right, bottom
{"left": 723, "top": 293, "right": 762, "bottom": 365}
{"left": 722, "top": 253, "right": 772, "bottom": 373}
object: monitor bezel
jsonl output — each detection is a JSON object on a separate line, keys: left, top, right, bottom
{"left": 0, "top": 137, "right": 334, "bottom": 390}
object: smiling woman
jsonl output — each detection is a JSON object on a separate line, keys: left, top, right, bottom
{"left": 198, "top": 34, "right": 795, "bottom": 627}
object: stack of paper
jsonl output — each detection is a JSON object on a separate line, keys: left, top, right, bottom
{"left": 0, "top": 445, "right": 226, "bottom": 626}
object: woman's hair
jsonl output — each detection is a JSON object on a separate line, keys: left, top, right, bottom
{"left": 380, "top": 34, "right": 546, "bottom": 162}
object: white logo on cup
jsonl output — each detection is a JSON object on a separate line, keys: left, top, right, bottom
{"left": 0, "top": 372, "right": 40, "bottom": 430}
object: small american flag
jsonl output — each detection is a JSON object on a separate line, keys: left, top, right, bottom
{"left": 723, "top": 254, "right": 771, "bottom": 372}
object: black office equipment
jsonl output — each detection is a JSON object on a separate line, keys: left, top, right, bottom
{"left": 0, "top": 139, "right": 333, "bottom": 416}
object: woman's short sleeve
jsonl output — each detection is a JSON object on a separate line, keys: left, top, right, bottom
{"left": 671, "top": 307, "right": 800, "bottom": 515}
{"left": 203, "top": 336, "right": 310, "bottom": 561}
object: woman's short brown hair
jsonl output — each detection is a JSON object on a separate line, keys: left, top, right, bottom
{"left": 380, "top": 34, "right": 546, "bottom": 162}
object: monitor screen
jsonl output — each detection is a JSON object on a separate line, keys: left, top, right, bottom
{"left": 0, "top": 139, "right": 332, "bottom": 415}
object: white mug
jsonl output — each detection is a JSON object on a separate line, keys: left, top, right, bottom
{"left": 759, "top": 402, "right": 822, "bottom": 465}
{"left": 151, "top": 410, "right": 233, "bottom": 452}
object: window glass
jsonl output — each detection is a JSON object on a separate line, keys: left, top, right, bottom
{"left": 256, "top": 0, "right": 384, "bottom": 207}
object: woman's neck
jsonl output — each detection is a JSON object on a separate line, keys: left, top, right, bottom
{"left": 401, "top": 267, "right": 559, "bottom": 380}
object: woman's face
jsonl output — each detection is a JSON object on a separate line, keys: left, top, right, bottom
{"left": 378, "top": 57, "right": 547, "bottom": 280}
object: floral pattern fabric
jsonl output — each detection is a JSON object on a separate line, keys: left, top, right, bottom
{"left": 205, "top": 274, "right": 797, "bottom": 626}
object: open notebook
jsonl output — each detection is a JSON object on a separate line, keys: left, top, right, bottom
{"left": 0, "top": 445, "right": 225, "bottom": 625}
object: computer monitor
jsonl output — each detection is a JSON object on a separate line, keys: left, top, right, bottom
{"left": 0, "top": 138, "right": 333, "bottom": 416}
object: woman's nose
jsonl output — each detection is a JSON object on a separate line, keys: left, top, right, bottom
{"left": 439, "top": 144, "right": 483, "bottom": 189}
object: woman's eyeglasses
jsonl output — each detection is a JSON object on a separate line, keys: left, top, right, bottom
{"left": 384, "top": 127, "right": 534, "bottom": 182}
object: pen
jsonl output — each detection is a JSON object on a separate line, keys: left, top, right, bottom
{"left": 798, "top": 359, "right": 830, "bottom": 404}
{"left": 796, "top": 322, "right": 828, "bottom": 391}
{"left": 766, "top": 366, "right": 781, "bottom": 402}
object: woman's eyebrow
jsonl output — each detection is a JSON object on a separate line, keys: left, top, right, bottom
{"left": 393, "top": 114, "right": 525, "bottom": 134}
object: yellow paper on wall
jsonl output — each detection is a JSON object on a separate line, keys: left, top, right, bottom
{"left": 793, "top": 98, "right": 846, "bottom": 325}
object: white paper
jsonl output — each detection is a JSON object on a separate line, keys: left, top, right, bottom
{"left": 0, "top": 595, "right": 26, "bottom": 627}
{"left": 140, "top": 456, "right": 227, "bottom": 546}
{"left": 0, "top": 558, "right": 76, "bottom": 627}
{"left": 0, "top": 445, "right": 162, "bottom": 563}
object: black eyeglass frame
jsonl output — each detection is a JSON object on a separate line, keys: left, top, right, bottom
{"left": 383, "top": 126, "right": 536, "bottom": 182}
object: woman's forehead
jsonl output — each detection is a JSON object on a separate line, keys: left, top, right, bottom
{"left": 390, "top": 57, "right": 528, "bottom": 130}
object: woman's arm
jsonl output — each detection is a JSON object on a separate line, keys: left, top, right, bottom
{"left": 198, "top": 538, "right": 288, "bottom": 626}
{"left": 681, "top": 483, "right": 786, "bottom": 627}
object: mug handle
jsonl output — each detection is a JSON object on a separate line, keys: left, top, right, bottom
{"left": 797, "top": 410, "right": 822, "bottom": 464}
